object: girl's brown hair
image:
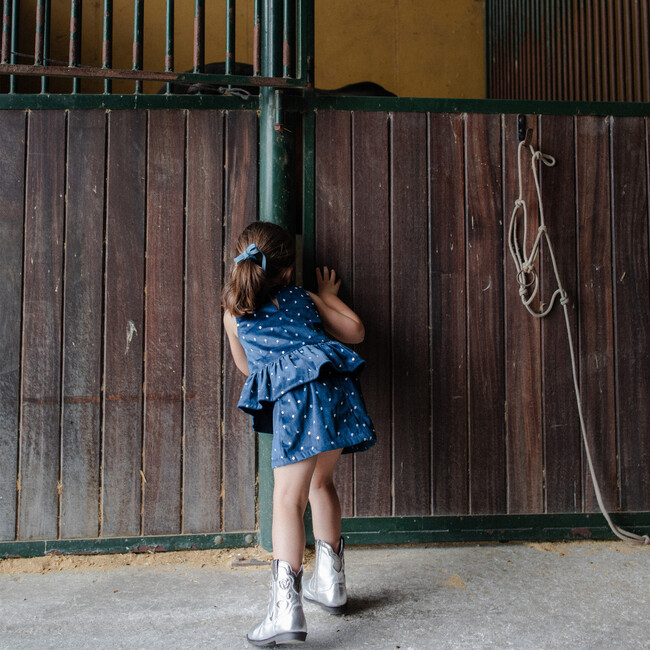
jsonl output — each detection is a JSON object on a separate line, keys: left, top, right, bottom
{"left": 222, "top": 221, "right": 295, "bottom": 317}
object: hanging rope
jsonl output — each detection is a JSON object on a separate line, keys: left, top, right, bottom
{"left": 508, "top": 137, "right": 649, "bottom": 546}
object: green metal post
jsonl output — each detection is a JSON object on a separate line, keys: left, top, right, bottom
{"left": 164, "top": 0, "right": 174, "bottom": 94}
{"left": 102, "top": 0, "right": 112, "bottom": 94}
{"left": 133, "top": 0, "right": 143, "bottom": 94}
{"left": 257, "top": 0, "right": 300, "bottom": 551}
{"left": 9, "top": 0, "right": 19, "bottom": 92}
{"left": 225, "top": 0, "right": 235, "bottom": 76}
{"left": 69, "top": 0, "right": 82, "bottom": 93}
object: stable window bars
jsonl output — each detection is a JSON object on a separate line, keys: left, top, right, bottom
{"left": 0, "top": 0, "right": 313, "bottom": 95}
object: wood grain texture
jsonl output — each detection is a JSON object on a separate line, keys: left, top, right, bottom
{"left": 611, "top": 116, "right": 650, "bottom": 511}
{"left": 576, "top": 115, "right": 617, "bottom": 512}
{"left": 315, "top": 111, "right": 354, "bottom": 516}
{"left": 19, "top": 111, "right": 66, "bottom": 540}
{"left": 539, "top": 114, "right": 582, "bottom": 513}
{"left": 465, "top": 112, "right": 506, "bottom": 515}
{"left": 143, "top": 110, "right": 186, "bottom": 535}
{"left": 0, "top": 111, "right": 26, "bottom": 540}
{"left": 222, "top": 110, "right": 258, "bottom": 532}
{"left": 102, "top": 110, "right": 146, "bottom": 537}
{"left": 429, "top": 113, "right": 469, "bottom": 515}
{"left": 183, "top": 110, "right": 224, "bottom": 533}
{"left": 503, "top": 114, "right": 544, "bottom": 514}
{"left": 351, "top": 111, "right": 391, "bottom": 517}
{"left": 391, "top": 111, "right": 431, "bottom": 516}
{"left": 60, "top": 111, "right": 105, "bottom": 539}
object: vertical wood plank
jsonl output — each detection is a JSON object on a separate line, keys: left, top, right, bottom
{"left": 183, "top": 110, "right": 224, "bottom": 533}
{"left": 60, "top": 111, "right": 105, "bottom": 539}
{"left": 576, "top": 115, "right": 617, "bottom": 512}
{"left": 142, "top": 110, "right": 185, "bottom": 535}
{"left": 465, "top": 112, "right": 506, "bottom": 515}
{"left": 0, "top": 111, "right": 26, "bottom": 540}
{"left": 429, "top": 113, "right": 469, "bottom": 515}
{"left": 19, "top": 110, "right": 66, "bottom": 540}
{"left": 314, "top": 111, "right": 354, "bottom": 516}
{"left": 391, "top": 111, "right": 430, "bottom": 516}
{"left": 539, "top": 114, "right": 582, "bottom": 513}
{"left": 611, "top": 116, "right": 650, "bottom": 511}
{"left": 351, "top": 111, "right": 391, "bottom": 517}
{"left": 102, "top": 110, "right": 146, "bottom": 537}
{"left": 503, "top": 114, "right": 544, "bottom": 514}
{"left": 222, "top": 110, "right": 258, "bottom": 532}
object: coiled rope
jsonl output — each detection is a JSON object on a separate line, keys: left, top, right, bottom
{"left": 508, "top": 137, "right": 649, "bottom": 546}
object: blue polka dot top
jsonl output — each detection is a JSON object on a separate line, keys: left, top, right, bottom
{"left": 235, "top": 285, "right": 366, "bottom": 433}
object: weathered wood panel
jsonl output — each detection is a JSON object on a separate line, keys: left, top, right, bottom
{"left": 102, "top": 111, "right": 146, "bottom": 538}
{"left": 576, "top": 116, "right": 617, "bottom": 512}
{"left": 0, "top": 111, "right": 26, "bottom": 540}
{"left": 465, "top": 113, "right": 506, "bottom": 515}
{"left": 429, "top": 113, "right": 468, "bottom": 515}
{"left": 19, "top": 111, "right": 66, "bottom": 540}
{"left": 60, "top": 111, "right": 105, "bottom": 539}
{"left": 183, "top": 110, "right": 224, "bottom": 533}
{"left": 143, "top": 110, "right": 185, "bottom": 535}
{"left": 1, "top": 108, "right": 649, "bottom": 544}
{"left": 222, "top": 110, "right": 258, "bottom": 532}
{"left": 503, "top": 114, "right": 544, "bottom": 514}
{"left": 612, "top": 116, "right": 650, "bottom": 512}
{"left": 312, "top": 110, "right": 649, "bottom": 520}
{"left": 1, "top": 109, "right": 264, "bottom": 542}
{"left": 391, "top": 112, "right": 430, "bottom": 515}
{"left": 351, "top": 112, "right": 391, "bottom": 517}
{"left": 539, "top": 114, "right": 582, "bottom": 513}
{"left": 315, "top": 111, "right": 354, "bottom": 516}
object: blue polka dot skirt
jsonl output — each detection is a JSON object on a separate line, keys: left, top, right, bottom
{"left": 271, "top": 365, "right": 376, "bottom": 467}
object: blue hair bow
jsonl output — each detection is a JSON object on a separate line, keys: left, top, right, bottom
{"left": 234, "top": 243, "right": 267, "bottom": 270}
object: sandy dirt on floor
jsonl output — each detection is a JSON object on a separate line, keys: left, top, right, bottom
{"left": 0, "top": 546, "right": 277, "bottom": 575}
{"left": 0, "top": 540, "right": 643, "bottom": 576}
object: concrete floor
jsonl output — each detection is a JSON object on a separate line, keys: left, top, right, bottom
{"left": 1, "top": 541, "right": 649, "bottom": 650}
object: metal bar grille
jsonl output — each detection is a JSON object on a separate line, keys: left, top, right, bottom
{"left": 487, "top": 0, "right": 650, "bottom": 102}
{"left": 132, "top": 0, "right": 143, "bottom": 93}
{"left": 69, "top": 0, "right": 81, "bottom": 93}
{"left": 0, "top": 0, "right": 312, "bottom": 95}
{"left": 193, "top": 0, "right": 204, "bottom": 73}
{"left": 102, "top": 0, "right": 112, "bottom": 93}
{"left": 2, "top": 0, "right": 11, "bottom": 63}
{"left": 165, "top": 0, "right": 173, "bottom": 93}
{"left": 225, "top": 0, "right": 235, "bottom": 75}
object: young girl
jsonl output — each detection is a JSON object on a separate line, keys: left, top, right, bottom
{"left": 222, "top": 221, "right": 376, "bottom": 647}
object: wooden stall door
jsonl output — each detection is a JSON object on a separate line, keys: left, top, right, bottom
{"left": 0, "top": 109, "right": 259, "bottom": 543}
{"left": 314, "top": 110, "right": 650, "bottom": 519}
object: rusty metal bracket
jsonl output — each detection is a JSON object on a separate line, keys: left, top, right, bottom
{"left": 518, "top": 114, "right": 534, "bottom": 146}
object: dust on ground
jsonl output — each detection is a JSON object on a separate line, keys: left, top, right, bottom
{"left": 0, "top": 546, "right": 277, "bottom": 576}
{"left": 527, "top": 539, "right": 646, "bottom": 556}
{"left": 0, "top": 540, "right": 642, "bottom": 576}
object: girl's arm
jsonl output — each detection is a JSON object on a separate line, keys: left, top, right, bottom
{"left": 308, "top": 267, "right": 365, "bottom": 344}
{"left": 223, "top": 310, "right": 251, "bottom": 376}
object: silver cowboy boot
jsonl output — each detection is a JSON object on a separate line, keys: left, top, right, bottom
{"left": 303, "top": 537, "right": 347, "bottom": 613}
{"left": 247, "top": 560, "right": 307, "bottom": 647}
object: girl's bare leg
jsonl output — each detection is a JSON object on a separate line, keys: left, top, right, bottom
{"left": 272, "top": 455, "right": 318, "bottom": 572}
{"left": 308, "top": 448, "right": 343, "bottom": 551}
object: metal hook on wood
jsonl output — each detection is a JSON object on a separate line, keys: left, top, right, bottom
{"left": 517, "top": 115, "right": 534, "bottom": 146}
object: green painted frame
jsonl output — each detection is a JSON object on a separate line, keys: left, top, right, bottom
{"left": 0, "top": 532, "right": 257, "bottom": 559}
{"left": 3, "top": 513, "right": 649, "bottom": 558}
{"left": 0, "top": 91, "right": 648, "bottom": 115}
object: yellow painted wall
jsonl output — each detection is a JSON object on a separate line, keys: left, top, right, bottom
{"left": 315, "top": 0, "right": 485, "bottom": 97}
{"left": 18, "top": 0, "right": 485, "bottom": 98}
